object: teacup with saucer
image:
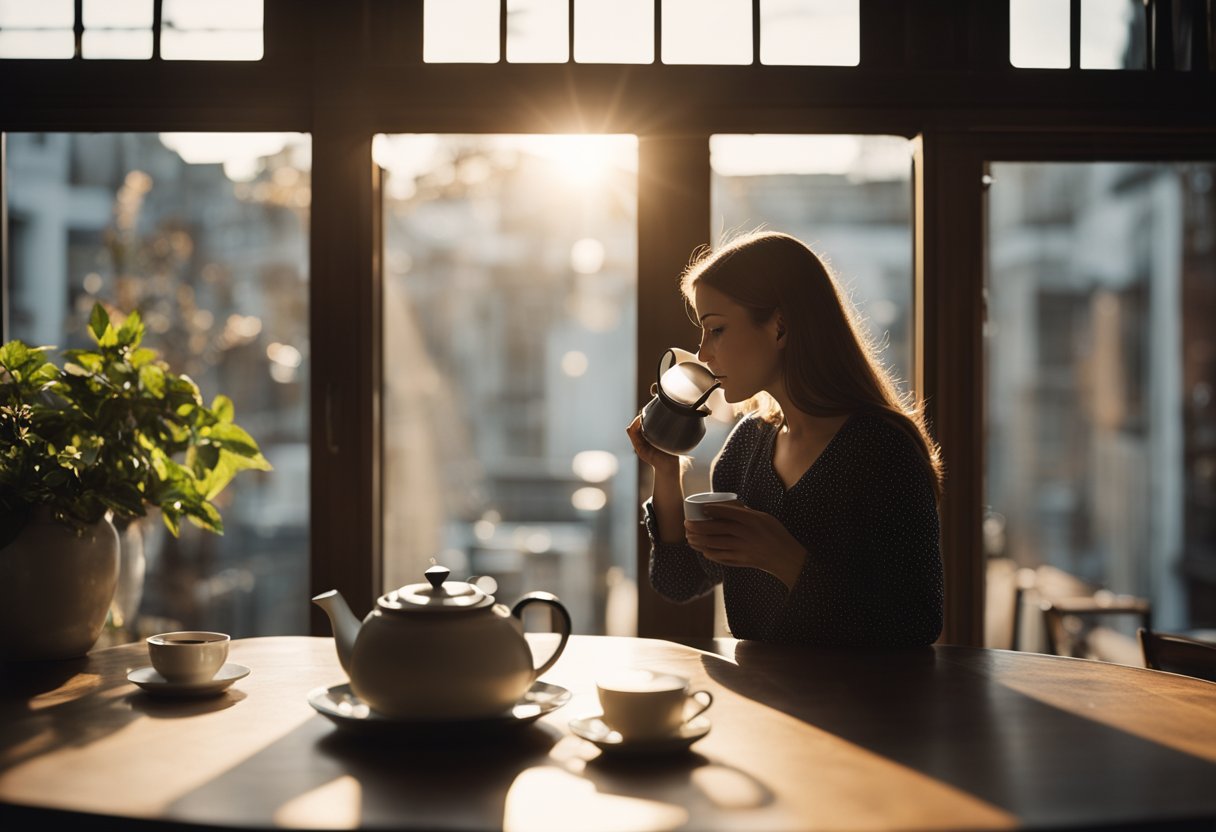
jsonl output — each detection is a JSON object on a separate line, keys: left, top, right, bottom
{"left": 570, "top": 669, "right": 713, "bottom": 756}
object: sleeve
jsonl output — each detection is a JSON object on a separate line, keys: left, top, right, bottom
{"left": 775, "top": 420, "right": 944, "bottom": 647}
{"left": 644, "top": 416, "right": 758, "bottom": 604}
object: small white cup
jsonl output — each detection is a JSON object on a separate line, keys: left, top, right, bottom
{"left": 596, "top": 669, "right": 714, "bottom": 741}
{"left": 147, "top": 631, "right": 229, "bottom": 684}
{"left": 684, "top": 491, "right": 739, "bottom": 521}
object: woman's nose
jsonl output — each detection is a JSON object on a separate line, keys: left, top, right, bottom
{"left": 697, "top": 339, "right": 712, "bottom": 363}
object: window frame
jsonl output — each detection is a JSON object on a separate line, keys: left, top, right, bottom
{"left": 1, "top": 1, "right": 1213, "bottom": 645}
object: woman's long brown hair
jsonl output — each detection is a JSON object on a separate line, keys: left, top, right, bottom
{"left": 681, "top": 231, "right": 944, "bottom": 500}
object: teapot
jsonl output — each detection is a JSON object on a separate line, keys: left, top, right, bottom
{"left": 639, "top": 347, "right": 722, "bottom": 454}
{"left": 312, "top": 565, "right": 572, "bottom": 720}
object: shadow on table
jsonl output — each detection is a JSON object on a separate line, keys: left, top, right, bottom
{"left": 698, "top": 641, "right": 1216, "bottom": 829}
{"left": 164, "top": 705, "right": 772, "bottom": 830}
{"left": 0, "top": 656, "right": 146, "bottom": 774}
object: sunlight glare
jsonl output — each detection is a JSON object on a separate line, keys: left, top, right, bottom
{"left": 158, "top": 133, "right": 303, "bottom": 182}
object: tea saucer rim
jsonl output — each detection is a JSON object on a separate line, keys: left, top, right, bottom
{"left": 127, "top": 662, "right": 251, "bottom": 692}
{"left": 568, "top": 713, "right": 712, "bottom": 751}
{"left": 307, "top": 680, "right": 572, "bottom": 730}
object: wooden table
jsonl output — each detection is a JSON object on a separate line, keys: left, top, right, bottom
{"left": 2, "top": 635, "right": 1214, "bottom": 830}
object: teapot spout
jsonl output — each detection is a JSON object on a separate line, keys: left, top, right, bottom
{"left": 312, "top": 590, "right": 360, "bottom": 676}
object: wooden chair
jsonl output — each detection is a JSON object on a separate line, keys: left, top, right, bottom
{"left": 1027, "top": 565, "right": 1151, "bottom": 664}
{"left": 1138, "top": 628, "right": 1216, "bottom": 683}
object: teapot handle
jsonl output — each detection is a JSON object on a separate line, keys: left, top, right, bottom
{"left": 511, "top": 591, "right": 573, "bottom": 679}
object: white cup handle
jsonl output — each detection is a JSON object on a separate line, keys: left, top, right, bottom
{"left": 683, "top": 689, "right": 713, "bottom": 724}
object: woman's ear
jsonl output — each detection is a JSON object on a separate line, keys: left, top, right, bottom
{"left": 774, "top": 314, "right": 787, "bottom": 345}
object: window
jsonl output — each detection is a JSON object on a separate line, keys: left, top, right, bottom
{"left": 5, "top": 132, "right": 310, "bottom": 639}
{"left": 0, "top": 0, "right": 264, "bottom": 60}
{"left": 985, "top": 161, "right": 1216, "bottom": 646}
{"left": 376, "top": 134, "right": 638, "bottom": 636}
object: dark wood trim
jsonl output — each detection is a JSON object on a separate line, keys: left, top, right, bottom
{"left": 307, "top": 121, "right": 382, "bottom": 632}
{"left": 918, "top": 132, "right": 986, "bottom": 647}
{"left": 636, "top": 134, "right": 715, "bottom": 639}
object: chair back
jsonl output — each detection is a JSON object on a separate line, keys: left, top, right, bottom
{"left": 1138, "top": 628, "right": 1216, "bottom": 683}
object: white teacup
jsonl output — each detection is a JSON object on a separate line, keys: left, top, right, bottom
{"left": 147, "top": 631, "right": 230, "bottom": 684}
{"left": 684, "top": 491, "right": 739, "bottom": 521}
{"left": 596, "top": 669, "right": 714, "bottom": 741}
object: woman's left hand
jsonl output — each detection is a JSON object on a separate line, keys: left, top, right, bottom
{"left": 684, "top": 504, "right": 807, "bottom": 590}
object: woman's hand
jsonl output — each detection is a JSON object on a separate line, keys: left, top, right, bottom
{"left": 684, "top": 504, "right": 807, "bottom": 590}
{"left": 626, "top": 414, "right": 681, "bottom": 476}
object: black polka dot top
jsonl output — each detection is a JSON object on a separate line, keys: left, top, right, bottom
{"left": 645, "top": 409, "right": 944, "bottom": 647}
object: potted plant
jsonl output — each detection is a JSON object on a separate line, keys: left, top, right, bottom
{"left": 0, "top": 303, "right": 271, "bottom": 661}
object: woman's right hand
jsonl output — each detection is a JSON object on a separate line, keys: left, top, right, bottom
{"left": 626, "top": 414, "right": 681, "bottom": 475}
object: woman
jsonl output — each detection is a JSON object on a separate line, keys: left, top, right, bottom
{"left": 626, "top": 231, "right": 944, "bottom": 647}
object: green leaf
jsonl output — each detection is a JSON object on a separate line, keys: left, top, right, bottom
{"left": 211, "top": 395, "right": 234, "bottom": 424}
{"left": 63, "top": 350, "right": 103, "bottom": 372}
{"left": 207, "top": 422, "right": 263, "bottom": 458}
{"left": 139, "top": 364, "right": 166, "bottom": 398}
{"left": 161, "top": 509, "right": 181, "bottom": 537}
{"left": 128, "top": 348, "right": 158, "bottom": 369}
{"left": 0, "top": 340, "right": 30, "bottom": 372}
{"left": 116, "top": 310, "right": 145, "bottom": 349}
{"left": 88, "top": 304, "right": 110, "bottom": 342}
{"left": 97, "top": 324, "right": 119, "bottom": 348}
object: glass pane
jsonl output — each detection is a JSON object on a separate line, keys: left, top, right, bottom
{"left": 162, "top": 0, "right": 263, "bottom": 61}
{"left": 0, "top": 0, "right": 73, "bottom": 28}
{"left": 1081, "top": 0, "right": 1147, "bottom": 69}
{"left": 508, "top": 0, "right": 568, "bottom": 63}
{"left": 83, "top": 30, "right": 153, "bottom": 60}
{"left": 376, "top": 133, "right": 639, "bottom": 636}
{"left": 662, "top": 0, "right": 751, "bottom": 65}
{"left": 985, "top": 162, "right": 1216, "bottom": 657}
{"left": 575, "top": 0, "right": 653, "bottom": 64}
{"left": 760, "top": 0, "right": 859, "bottom": 66}
{"left": 425, "top": 0, "right": 499, "bottom": 63}
{"left": 83, "top": 0, "right": 153, "bottom": 28}
{"left": 1010, "top": 0, "right": 1071, "bottom": 68}
{"left": 0, "top": 30, "right": 73, "bottom": 58}
{"left": 5, "top": 132, "right": 311, "bottom": 641}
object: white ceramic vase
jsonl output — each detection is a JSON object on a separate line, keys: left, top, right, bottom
{"left": 0, "top": 511, "right": 120, "bottom": 661}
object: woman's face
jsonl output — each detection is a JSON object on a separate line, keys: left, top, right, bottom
{"left": 693, "top": 283, "right": 784, "bottom": 404}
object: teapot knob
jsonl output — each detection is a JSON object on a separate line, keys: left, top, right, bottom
{"left": 424, "top": 564, "right": 451, "bottom": 590}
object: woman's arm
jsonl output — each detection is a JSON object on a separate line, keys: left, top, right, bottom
{"left": 638, "top": 416, "right": 760, "bottom": 603}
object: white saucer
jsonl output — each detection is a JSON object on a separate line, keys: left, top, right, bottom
{"left": 127, "top": 663, "right": 251, "bottom": 698}
{"left": 568, "top": 714, "right": 711, "bottom": 756}
{"left": 308, "top": 680, "right": 571, "bottom": 737}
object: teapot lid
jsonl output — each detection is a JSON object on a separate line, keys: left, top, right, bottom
{"left": 377, "top": 565, "right": 495, "bottom": 613}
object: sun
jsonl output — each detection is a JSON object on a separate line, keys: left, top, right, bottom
{"left": 523, "top": 135, "right": 633, "bottom": 188}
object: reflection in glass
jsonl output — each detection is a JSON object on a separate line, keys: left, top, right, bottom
{"left": 5, "top": 132, "right": 311, "bottom": 639}
{"left": 376, "top": 134, "right": 638, "bottom": 636}
{"left": 985, "top": 162, "right": 1216, "bottom": 651}
{"left": 663, "top": 0, "right": 751, "bottom": 65}
{"left": 760, "top": 0, "right": 859, "bottom": 66}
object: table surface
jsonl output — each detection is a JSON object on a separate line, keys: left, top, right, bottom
{"left": 2, "top": 634, "right": 1215, "bottom": 831}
